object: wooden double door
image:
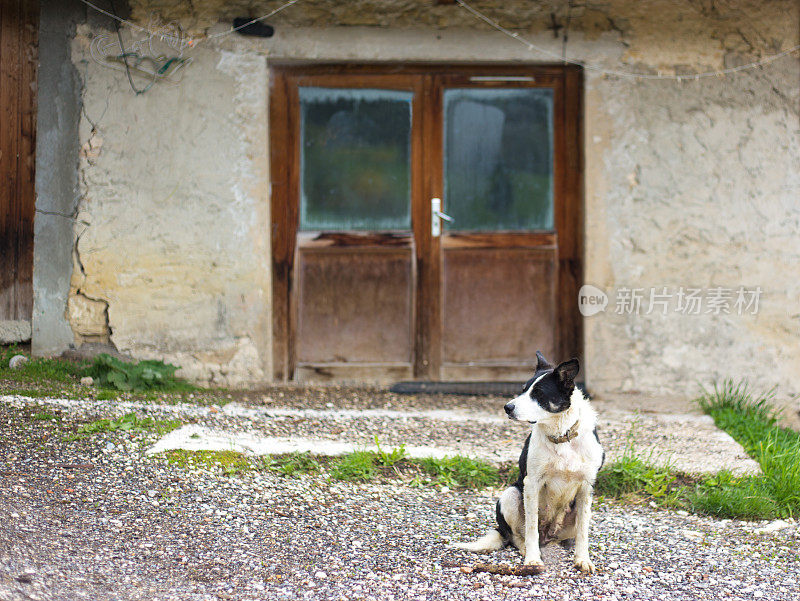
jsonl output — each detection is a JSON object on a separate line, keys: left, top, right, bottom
{"left": 270, "top": 64, "right": 582, "bottom": 382}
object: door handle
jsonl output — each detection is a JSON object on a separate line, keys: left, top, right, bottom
{"left": 431, "top": 197, "right": 454, "bottom": 237}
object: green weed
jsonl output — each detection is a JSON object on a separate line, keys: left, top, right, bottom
{"left": 161, "top": 445, "right": 504, "bottom": 491}
{"left": 1, "top": 346, "right": 199, "bottom": 397}
{"left": 85, "top": 354, "right": 195, "bottom": 392}
{"left": 71, "top": 412, "right": 181, "bottom": 438}
{"left": 373, "top": 436, "right": 407, "bottom": 467}
{"left": 687, "top": 470, "right": 779, "bottom": 520}
{"left": 5, "top": 388, "right": 66, "bottom": 398}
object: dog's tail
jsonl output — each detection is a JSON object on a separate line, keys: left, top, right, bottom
{"left": 449, "top": 529, "right": 506, "bottom": 553}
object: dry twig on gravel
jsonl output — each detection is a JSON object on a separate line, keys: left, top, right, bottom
{"left": 461, "top": 563, "right": 546, "bottom": 576}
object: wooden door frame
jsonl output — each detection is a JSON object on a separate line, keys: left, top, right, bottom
{"left": 268, "top": 63, "right": 583, "bottom": 382}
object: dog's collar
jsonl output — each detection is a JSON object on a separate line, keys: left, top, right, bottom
{"left": 547, "top": 420, "right": 580, "bottom": 444}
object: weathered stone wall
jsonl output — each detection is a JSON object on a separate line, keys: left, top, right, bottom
{"left": 63, "top": 1, "right": 799, "bottom": 397}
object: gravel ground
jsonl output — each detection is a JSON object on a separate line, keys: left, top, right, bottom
{"left": 0, "top": 389, "right": 759, "bottom": 475}
{"left": 1, "top": 392, "right": 797, "bottom": 601}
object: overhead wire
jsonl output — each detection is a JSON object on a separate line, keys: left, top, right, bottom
{"left": 77, "top": 0, "right": 302, "bottom": 47}
{"left": 455, "top": 0, "right": 800, "bottom": 81}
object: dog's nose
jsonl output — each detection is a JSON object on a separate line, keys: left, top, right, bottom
{"left": 504, "top": 403, "right": 514, "bottom": 416}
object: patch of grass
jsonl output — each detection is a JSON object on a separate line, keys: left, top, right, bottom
{"left": 595, "top": 434, "right": 686, "bottom": 508}
{"left": 6, "top": 388, "right": 70, "bottom": 398}
{"left": 161, "top": 444, "right": 507, "bottom": 490}
{"left": 263, "top": 452, "right": 321, "bottom": 476}
{"left": 597, "top": 380, "right": 800, "bottom": 521}
{"left": 31, "top": 410, "right": 60, "bottom": 421}
{"left": 262, "top": 447, "right": 503, "bottom": 489}
{"left": 72, "top": 412, "right": 181, "bottom": 438}
{"left": 329, "top": 450, "right": 378, "bottom": 482}
{"left": 96, "top": 389, "right": 119, "bottom": 401}
{"left": 687, "top": 470, "right": 780, "bottom": 520}
{"left": 321, "top": 448, "right": 499, "bottom": 487}
{"left": 594, "top": 432, "right": 769, "bottom": 518}
{"left": 165, "top": 449, "right": 252, "bottom": 476}
{"left": 0, "top": 345, "right": 86, "bottom": 385}
{"left": 417, "top": 455, "right": 500, "bottom": 489}
{"left": 1, "top": 346, "right": 203, "bottom": 400}
{"left": 694, "top": 379, "right": 800, "bottom": 519}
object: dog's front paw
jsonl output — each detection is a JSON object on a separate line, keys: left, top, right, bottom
{"left": 523, "top": 558, "right": 545, "bottom": 571}
{"left": 573, "top": 557, "right": 595, "bottom": 574}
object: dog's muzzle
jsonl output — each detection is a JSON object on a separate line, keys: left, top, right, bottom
{"left": 504, "top": 402, "right": 515, "bottom": 418}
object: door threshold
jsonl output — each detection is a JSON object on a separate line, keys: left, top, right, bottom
{"left": 390, "top": 381, "right": 520, "bottom": 396}
{"left": 390, "top": 380, "right": 588, "bottom": 396}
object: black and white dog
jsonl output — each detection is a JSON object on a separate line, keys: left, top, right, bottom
{"left": 453, "top": 352, "right": 604, "bottom": 574}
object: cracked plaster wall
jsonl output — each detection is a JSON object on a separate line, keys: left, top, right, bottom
{"left": 71, "top": 29, "right": 271, "bottom": 386}
{"left": 67, "top": 1, "right": 800, "bottom": 397}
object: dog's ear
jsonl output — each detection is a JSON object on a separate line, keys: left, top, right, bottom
{"left": 535, "top": 350, "right": 553, "bottom": 372}
{"left": 554, "top": 358, "right": 580, "bottom": 390}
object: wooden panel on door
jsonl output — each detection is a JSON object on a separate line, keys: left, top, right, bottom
{"left": 441, "top": 245, "right": 557, "bottom": 380}
{"left": 293, "top": 234, "right": 415, "bottom": 381}
{"left": 0, "top": 0, "right": 38, "bottom": 321}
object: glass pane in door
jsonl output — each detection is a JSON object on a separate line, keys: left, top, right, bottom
{"left": 299, "top": 87, "right": 413, "bottom": 231}
{"left": 443, "top": 88, "right": 554, "bottom": 231}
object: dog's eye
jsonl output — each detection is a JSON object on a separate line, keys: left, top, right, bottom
{"left": 522, "top": 378, "right": 535, "bottom": 393}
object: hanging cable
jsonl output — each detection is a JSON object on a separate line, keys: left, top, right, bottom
{"left": 108, "top": 0, "right": 153, "bottom": 95}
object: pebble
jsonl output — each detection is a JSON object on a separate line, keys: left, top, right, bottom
{"left": 682, "top": 529, "right": 704, "bottom": 542}
{"left": 80, "top": 376, "right": 94, "bottom": 386}
{"left": 16, "top": 570, "right": 35, "bottom": 583}
{"left": 9, "top": 355, "right": 28, "bottom": 370}
{"left": 756, "top": 520, "right": 792, "bottom": 534}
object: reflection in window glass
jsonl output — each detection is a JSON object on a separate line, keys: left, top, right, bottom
{"left": 444, "top": 88, "right": 554, "bottom": 231}
{"left": 299, "top": 87, "right": 412, "bottom": 231}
